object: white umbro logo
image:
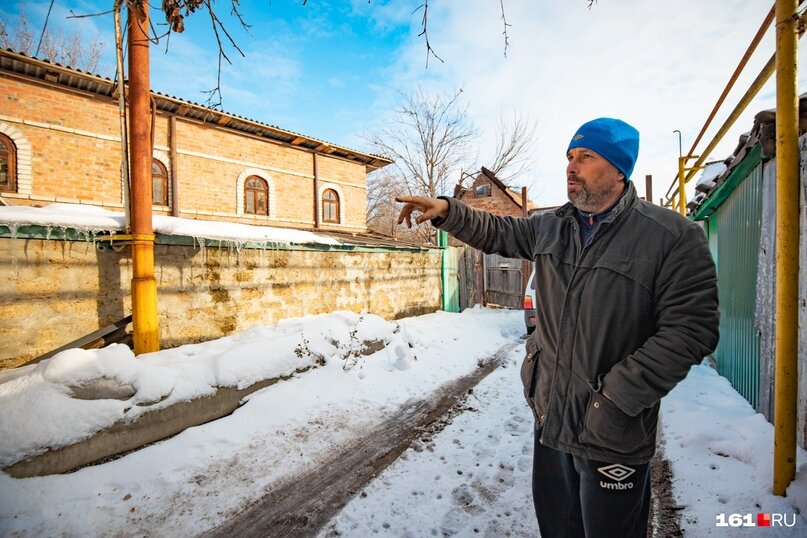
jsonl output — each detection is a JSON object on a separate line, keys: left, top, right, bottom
{"left": 597, "top": 463, "right": 636, "bottom": 482}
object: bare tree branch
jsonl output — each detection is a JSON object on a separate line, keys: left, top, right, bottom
{"left": 1, "top": 10, "right": 107, "bottom": 74}
{"left": 499, "top": 0, "right": 511, "bottom": 58}
{"left": 157, "top": 0, "right": 249, "bottom": 109}
{"left": 485, "top": 112, "right": 537, "bottom": 186}
{"left": 413, "top": 1, "right": 444, "bottom": 67}
{"left": 0, "top": 13, "right": 35, "bottom": 56}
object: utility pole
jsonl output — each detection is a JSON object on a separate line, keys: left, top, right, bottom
{"left": 772, "top": 0, "right": 799, "bottom": 496}
{"left": 128, "top": 1, "right": 160, "bottom": 354}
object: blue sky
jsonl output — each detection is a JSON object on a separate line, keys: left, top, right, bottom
{"left": 3, "top": 0, "right": 804, "bottom": 206}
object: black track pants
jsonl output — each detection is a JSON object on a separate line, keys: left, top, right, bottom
{"left": 531, "top": 431, "right": 651, "bottom": 538}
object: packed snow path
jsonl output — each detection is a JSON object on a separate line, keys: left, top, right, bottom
{"left": 204, "top": 341, "right": 524, "bottom": 537}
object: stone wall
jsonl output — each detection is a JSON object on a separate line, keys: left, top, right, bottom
{"left": 0, "top": 236, "right": 441, "bottom": 369}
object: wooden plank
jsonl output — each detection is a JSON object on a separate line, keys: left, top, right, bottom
{"left": 25, "top": 315, "right": 133, "bottom": 365}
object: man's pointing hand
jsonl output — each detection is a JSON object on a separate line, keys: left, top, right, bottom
{"left": 395, "top": 196, "right": 449, "bottom": 228}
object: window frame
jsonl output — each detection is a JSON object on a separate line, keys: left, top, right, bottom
{"left": 322, "top": 188, "right": 340, "bottom": 224}
{"left": 151, "top": 158, "right": 169, "bottom": 206}
{"left": 0, "top": 134, "right": 17, "bottom": 193}
{"left": 474, "top": 183, "right": 491, "bottom": 197}
{"left": 244, "top": 175, "right": 270, "bottom": 216}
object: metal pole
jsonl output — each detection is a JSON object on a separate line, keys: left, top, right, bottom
{"left": 169, "top": 116, "right": 179, "bottom": 217}
{"left": 128, "top": 1, "right": 160, "bottom": 354}
{"left": 313, "top": 151, "right": 320, "bottom": 229}
{"left": 773, "top": 0, "right": 799, "bottom": 496}
{"left": 113, "top": 2, "right": 130, "bottom": 232}
{"left": 677, "top": 156, "right": 687, "bottom": 216}
{"left": 686, "top": 6, "right": 776, "bottom": 158}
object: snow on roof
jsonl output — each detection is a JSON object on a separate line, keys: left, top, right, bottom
{"left": 0, "top": 204, "right": 341, "bottom": 246}
{"left": 695, "top": 161, "right": 728, "bottom": 191}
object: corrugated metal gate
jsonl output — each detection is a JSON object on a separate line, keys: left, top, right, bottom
{"left": 483, "top": 253, "right": 523, "bottom": 309}
{"left": 713, "top": 161, "right": 763, "bottom": 411}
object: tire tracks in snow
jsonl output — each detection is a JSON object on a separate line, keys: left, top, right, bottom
{"left": 202, "top": 340, "right": 522, "bottom": 538}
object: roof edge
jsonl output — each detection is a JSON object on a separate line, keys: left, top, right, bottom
{"left": 0, "top": 48, "right": 392, "bottom": 171}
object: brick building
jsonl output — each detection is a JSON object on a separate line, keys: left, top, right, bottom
{"left": 0, "top": 49, "right": 391, "bottom": 232}
{"left": 454, "top": 167, "right": 539, "bottom": 217}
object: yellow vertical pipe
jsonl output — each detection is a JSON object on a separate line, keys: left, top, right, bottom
{"left": 677, "top": 157, "right": 687, "bottom": 215}
{"left": 128, "top": 2, "right": 160, "bottom": 354}
{"left": 773, "top": 0, "right": 798, "bottom": 496}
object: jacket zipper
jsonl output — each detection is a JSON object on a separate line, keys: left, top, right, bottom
{"left": 541, "top": 218, "right": 581, "bottom": 441}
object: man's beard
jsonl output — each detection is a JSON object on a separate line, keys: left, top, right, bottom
{"left": 567, "top": 174, "right": 618, "bottom": 212}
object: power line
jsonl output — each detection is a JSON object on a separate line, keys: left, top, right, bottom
{"left": 35, "top": 0, "right": 56, "bottom": 58}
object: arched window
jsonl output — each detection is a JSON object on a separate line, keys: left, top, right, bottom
{"left": 322, "top": 188, "right": 340, "bottom": 223}
{"left": 152, "top": 159, "right": 168, "bottom": 206}
{"left": 0, "top": 134, "right": 17, "bottom": 193}
{"left": 245, "top": 175, "right": 269, "bottom": 215}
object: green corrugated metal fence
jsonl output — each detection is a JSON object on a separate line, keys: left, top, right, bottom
{"left": 711, "top": 161, "right": 763, "bottom": 410}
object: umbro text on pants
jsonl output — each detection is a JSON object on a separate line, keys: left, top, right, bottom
{"left": 531, "top": 430, "right": 651, "bottom": 538}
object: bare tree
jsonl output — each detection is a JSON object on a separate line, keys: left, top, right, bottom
{"left": 367, "top": 87, "right": 478, "bottom": 199}
{"left": 364, "top": 87, "right": 478, "bottom": 242}
{"left": 483, "top": 111, "right": 538, "bottom": 187}
{"left": 0, "top": 12, "right": 105, "bottom": 74}
{"left": 366, "top": 169, "right": 405, "bottom": 238}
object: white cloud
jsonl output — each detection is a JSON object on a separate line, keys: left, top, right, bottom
{"left": 370, "top": 0, "right": 805, "bottom": 206}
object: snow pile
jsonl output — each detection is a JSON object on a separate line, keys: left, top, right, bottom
{"left": 0, "top": 311, "right": 407, "bottom": 468}
{"left": 0, "top": 204, "right": 340, "bottom": 246}
{"left": 661, "top": 363, "right": 807, "bottom": 535}
{"left": 0, "top": 308, "right": 518, "bottom": 471}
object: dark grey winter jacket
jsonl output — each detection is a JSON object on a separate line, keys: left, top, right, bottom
{"left": 435, "top": 183, "right": 719, "bottom": 465}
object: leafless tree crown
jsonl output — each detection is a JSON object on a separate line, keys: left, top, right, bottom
{"left": 364, "top": 87, "right": 538, "bottom": 242}
{"left": 484, "top": 112, "right": 538, "bottom": 187}
{"left": 367, "top": 87, "right": 478, "bottom": 200}
{"left": 0, "top": 12, "right": 106, "bottom": 74}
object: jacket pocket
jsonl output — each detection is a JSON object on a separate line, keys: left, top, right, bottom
{"left": 579, "top": 390, "right": 649, "bottom": 454}
{"left": 520, "top": 338, "right": 547, "bottom": 425}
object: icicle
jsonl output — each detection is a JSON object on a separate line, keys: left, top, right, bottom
{"left": 7, "top": 224, "right": 19, "bottom": 273}
{"left": 194, "top": 236, "right": 207, "bottom": 260}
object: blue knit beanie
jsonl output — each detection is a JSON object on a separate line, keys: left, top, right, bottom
{"left": 567, "top": 118, "right": 639, "bottom": 181}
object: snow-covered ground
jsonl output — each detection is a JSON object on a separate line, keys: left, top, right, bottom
{"left": 1, "top": 308, "right": 806, "bottom": 537}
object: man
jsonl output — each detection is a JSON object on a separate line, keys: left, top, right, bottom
{"left": 396, "top": 118, "right": 719, "bottom": 538}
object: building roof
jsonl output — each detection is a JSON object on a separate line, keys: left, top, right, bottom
{"left": 454, "top": 167, "right": 540, "bottom": 212}
{"left": 688, "top": 92, "right": 807, "bottom": 219}
{"left": 481, "top": 167, "right": 541, "bottom": 212}
{"left": 0, "top": 48, "right": 392, "bottom": 172}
